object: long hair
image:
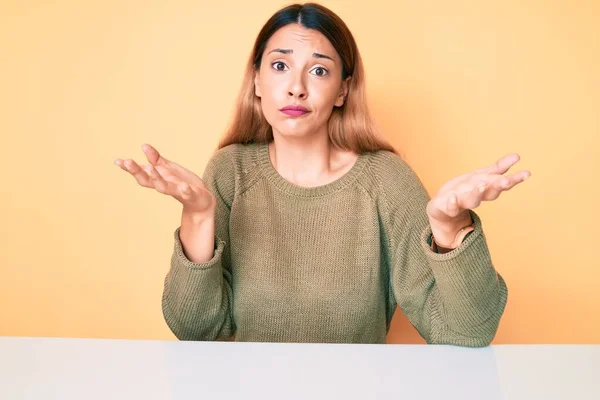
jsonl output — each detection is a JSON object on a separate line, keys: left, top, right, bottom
{"left": 218, "top": 2, "right": 398, "bottom": 155}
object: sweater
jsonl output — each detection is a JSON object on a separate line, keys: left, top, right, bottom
{"left": 161, "top": 141, "right": 508, "bottom": 347}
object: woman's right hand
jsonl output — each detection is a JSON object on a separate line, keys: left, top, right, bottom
{"left": 114, "top": 144, "right": 216, "bottom": 217}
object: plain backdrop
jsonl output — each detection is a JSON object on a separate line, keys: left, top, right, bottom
{"left": 1, "top": 0, "right": 598, "bottom": 343}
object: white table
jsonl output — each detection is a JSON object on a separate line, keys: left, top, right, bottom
{"left": 0, "top": 337, "right": 598, "bottom": 399}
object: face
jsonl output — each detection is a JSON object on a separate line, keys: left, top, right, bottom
{"left": 254, "top": 24, "right": 350, "bottom": 140}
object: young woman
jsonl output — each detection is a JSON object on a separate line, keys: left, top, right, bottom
{"left": 115, "top": 3, "right": 530, "bottom": 346}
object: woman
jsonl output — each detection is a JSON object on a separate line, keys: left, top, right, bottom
{"left": 114, "top": 3, "right": 530, "bottom": 346}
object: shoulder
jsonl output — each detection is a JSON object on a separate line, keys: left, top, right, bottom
{"left": 204, "top": 142, "right": 258, "bottom": 175}
{"left": 362, "top": 150, "right": 430, "bottom": 205}
{"left": 369, "top": 150, "right": 419, "bottom": 180}
{"left": 202, "top": 143, "right": 260, "bottom": 200}
{"left": 362, "top": 150, "right": 431, "bottom": 233}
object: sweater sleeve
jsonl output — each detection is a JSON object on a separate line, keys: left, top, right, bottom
{"left": 381, "top": 156, "right": 508, "bottom": 347}
{"left": 161, "top": 147, "right": 236, "bottom": 341}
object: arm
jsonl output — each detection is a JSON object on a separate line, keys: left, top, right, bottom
{"left": 162, "top": 149, "right": 236, "bottom": 341}
{"left": 383, "top": 163, "right": 508, "bottom": 347}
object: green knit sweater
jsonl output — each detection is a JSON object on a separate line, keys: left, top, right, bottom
{"left": 162, "top": 142, "right": 508, "bottom": 347}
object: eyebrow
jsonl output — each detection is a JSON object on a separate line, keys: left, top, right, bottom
{"left": 267, "top": 48, "right": 335, "bottom": 62}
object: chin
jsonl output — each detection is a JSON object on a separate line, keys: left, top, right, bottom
{"left": 270, "top": 122, "right": 308, "bottom": 137}
{"left": 274, "top": 129, "right": 310, "bottom": 138}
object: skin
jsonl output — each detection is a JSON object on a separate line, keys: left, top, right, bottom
{"left": 114, "top": 144, "right": 216, "bottom": 218}
{"left": 115, "top": 23, "right": 532, "bottom": 251}
{"left": 427, "top": 153, "right": 531, "bottom": 247}
{"left": 254, "top": 23, "right": 532, "bottom": 248}
{"left": 254, "top": 23, "right": 355, "bottom": 188}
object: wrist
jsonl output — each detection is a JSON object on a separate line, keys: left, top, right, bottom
{"left": 182, "top": 207, "right": 215, "bottom": 225}
{"left": 429, "top": 212, "right": 474, "bottom": 249}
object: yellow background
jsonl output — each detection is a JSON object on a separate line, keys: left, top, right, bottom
{"left": 1, "top": 0, "right": 598, "bottom": 344}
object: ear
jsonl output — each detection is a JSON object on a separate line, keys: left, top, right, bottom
{"left": 334, "top": 76, "right": 351, "bottom": 107}
{"left": 254, "top": 70, "right": 262, "bottom": 98}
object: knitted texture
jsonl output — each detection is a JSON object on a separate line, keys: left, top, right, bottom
{"left": 162, "top": 142, "right": 508, "bottom": 346}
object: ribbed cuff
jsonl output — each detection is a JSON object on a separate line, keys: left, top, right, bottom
{"left": 173, "top": 226, "right": 226, "bottom": 270}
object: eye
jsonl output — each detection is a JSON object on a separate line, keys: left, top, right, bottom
{"left": 271, "top": 61, "right": 288, "bottom": 71}
{"left": 310, "top": 67, "right": 329, "bottom": 77}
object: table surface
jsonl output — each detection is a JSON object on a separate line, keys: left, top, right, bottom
{"left": 1, "top": 337, "right": 598, "bottom": 400}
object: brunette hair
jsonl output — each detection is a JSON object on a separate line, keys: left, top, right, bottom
{"left": 218, "top": 2, "right": 397, "bottom": 155}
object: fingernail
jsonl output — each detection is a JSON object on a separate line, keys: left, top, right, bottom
{"left": 479, "top": 184, "right": 486, "bottom": 192}
{"left": 522, "top": 174, "right": 529, "bottom": 181}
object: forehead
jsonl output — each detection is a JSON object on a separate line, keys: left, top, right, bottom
{"left": 265, "top": 24, "right": 337, "bottom": 57}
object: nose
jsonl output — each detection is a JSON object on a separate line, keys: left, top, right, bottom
{"left": 287, "top": 73, "right": 307, "bottom": 99}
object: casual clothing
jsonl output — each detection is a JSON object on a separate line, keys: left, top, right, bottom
{"left": 162, "top": 142, "right": 508, "bottom": 346}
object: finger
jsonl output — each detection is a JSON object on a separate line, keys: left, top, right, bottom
{"left": 115, "top": 159, "right": 134, "bottom": 176}
{"left": 438, "top": 170, "right": 474, "bottom": 193}
{"left": 438, "top": 164, "right": 496, "bottom": 193}
{"left": 167, "top": 160, "right": 194, "bottom": 177}
{"left": 491, "top": 170, "right": 531, "bottom": 191}
{"left": 142, "top": 144, "right": 169, "bottom": 167}
{"left": 142, "top": 164, "right": 168, "bottom": 193}
{"left": 140, "top": 145, "right": 201, "bottom": 186}
{"left": 440, "top": 155, "right": 520, "bottom": 192}
{"left": 122, "top": 159, "right": 153, "bottom": 188}
{"left": 114, "top": 159, "right": 127, "bottom": 170}
{"left": 445, "top": 192, "right": 461, "bottom": 218}
{"left": 484, "top": 153, "right": 521, "bottom": 175}
{"left": 460, "top": 181, "right": 486, "bottom": 210}
{"left": 154, "top": 165, "right": 181, "bottom": 184}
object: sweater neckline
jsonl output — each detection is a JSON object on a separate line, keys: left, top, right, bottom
{"left": 256, "top": 141, "right": 370, "bottom": 197}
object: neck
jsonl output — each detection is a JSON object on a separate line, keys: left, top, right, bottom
{"left": 269, "top": 131, "right": 337, "bottom": 187}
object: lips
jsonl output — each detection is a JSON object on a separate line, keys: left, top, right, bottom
{"left": 280, "top": 105, "right": 310, "bottom": 117}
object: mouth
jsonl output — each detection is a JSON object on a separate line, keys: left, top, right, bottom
{"left": 279, "top": 105, "right": 310, "bottom": 117}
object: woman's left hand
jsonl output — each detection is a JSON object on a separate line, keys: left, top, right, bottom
{"left": 426, "top": 153, "right": 531, "bottom": 244}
